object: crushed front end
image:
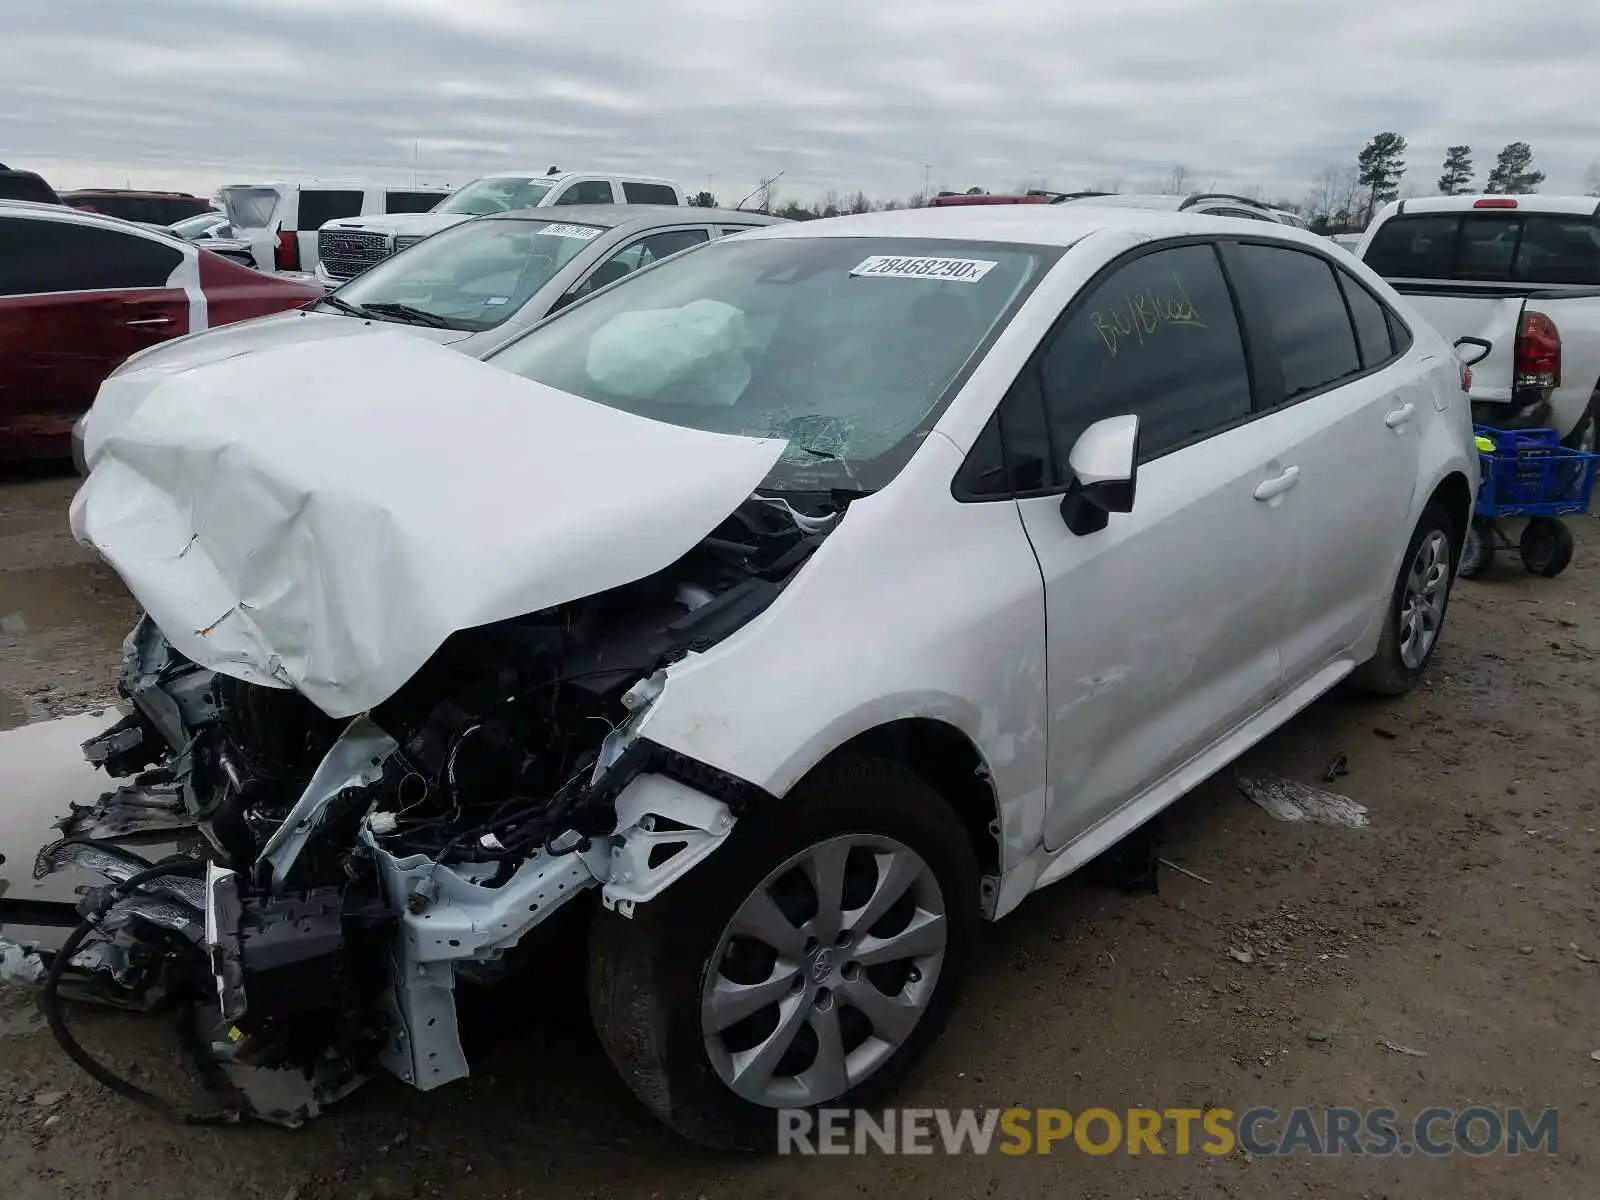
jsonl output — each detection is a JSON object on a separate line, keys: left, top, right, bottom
{"left": 33, "top": 494, "right": 827, "bottom": 1125}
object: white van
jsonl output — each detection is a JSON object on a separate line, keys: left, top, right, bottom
{"left": 313, "top": 170, "right": 686, "bottom": 282}
{"left": 218, "top": 181, "right": 453, "bottom": 276}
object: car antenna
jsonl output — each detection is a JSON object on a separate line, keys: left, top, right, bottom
{"left": 735, "top": 170, "right": 784, "bottom": 213}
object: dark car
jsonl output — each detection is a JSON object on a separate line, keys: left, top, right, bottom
{"left": 0, "top": 169, "right": 62, "bottom": 205}
{"left": 0, "top": 201, "right": 323, "bottom": 461}
{"left": 61, "top": 189, "right": 214, "bottom": 225}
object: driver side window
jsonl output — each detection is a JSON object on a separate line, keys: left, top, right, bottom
{"left": 1038, "top": 243, "right": 1253, "bottom": 468}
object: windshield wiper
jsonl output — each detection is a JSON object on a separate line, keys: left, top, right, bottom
{"left": 355, "top": 301, "right": 454, "bottom": 329}
{"left": 318, "top": 294, "right": 370, "bottom": 319}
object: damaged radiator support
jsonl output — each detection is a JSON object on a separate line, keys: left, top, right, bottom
{"left": 24, "top": 491, "right": 822, "bottom": 1126}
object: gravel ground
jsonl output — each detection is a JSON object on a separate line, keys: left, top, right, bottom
{"left": 1, "top": 465, "right": 1597, "bottom": 1200}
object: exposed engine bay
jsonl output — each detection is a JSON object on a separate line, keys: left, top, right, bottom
{"left": 30, "top": 493, "right": 833, "bottom": 1126}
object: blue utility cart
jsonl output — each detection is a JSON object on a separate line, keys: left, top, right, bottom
{"left": 1459, "top": 425, "right": 1600, "bottom": 578}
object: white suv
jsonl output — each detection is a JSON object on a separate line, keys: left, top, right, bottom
{"left": 217, "top": 181, "right": 453, "bottom": 276}
{"left": 62, "top": 206, "right": 1477, "bottom": 1151}
{"left": 313, "top": 169, "right": 687, "bottom": 282}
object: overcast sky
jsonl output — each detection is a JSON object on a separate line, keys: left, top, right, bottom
{"left": 6, "top": 0, "right": 1599, "bottom": 206}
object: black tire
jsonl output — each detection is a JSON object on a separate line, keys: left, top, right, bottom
{"left": 1350, "top": 499, "right": 1458, "bottom": 696}
{"left": 1457, "top": 517, "right": 1495, "bottom": 580}
{"left": 586, "top": 756, "right": 981, "bottom": 1151}
{"left": 1520, "top": 516, "right": 1574, "bottom": 577}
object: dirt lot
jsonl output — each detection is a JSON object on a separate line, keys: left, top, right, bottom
{"left": 1, "top": 465, "right": 1597, "bottom": 1200}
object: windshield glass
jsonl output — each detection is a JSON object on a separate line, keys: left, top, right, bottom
{"left": 169, "top": 211, "right": 224, "bottom": 238}
{"left": 435, "top": 176, "right": 556, "bottom": 216}
{"left": 487, "top": 235, "right": 1055, "bottom": 492}
{"left": 329, "top": 217, "right": 604, "bottom": 331}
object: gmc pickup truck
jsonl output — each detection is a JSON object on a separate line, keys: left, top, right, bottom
{"left": 1358, "top": 195, "right": 1600, "bottom": 451}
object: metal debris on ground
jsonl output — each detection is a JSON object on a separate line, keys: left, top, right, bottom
{"left": 1157, "top": 858, "right": 1212, "bottom": 886}
{"left": 1323, "top": 752, "right": 1350, "bottom": 782}
{"left": 1379, "top": 1040, "right": 1428, "bottom": 1058}
{"left": 1237, "top": 774, "right": 1370, "bottom": 828}
{"left": 0, "top": 938, "right": 47, "bottom": 984}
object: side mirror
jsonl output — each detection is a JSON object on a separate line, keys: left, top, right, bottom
{"left": 1061, "top": 414, "right": 1139, "bottom": 535}
{"left": 1453, "top": 336, "right": 1492, "bottom": 368}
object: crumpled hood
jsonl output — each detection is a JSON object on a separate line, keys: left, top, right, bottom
{"left": 70, "top": 332, "right": 786, "bottom": 718}
{"left": 81, "top": 311, "right": 473, "bottom": 472}
{"left": 322, "top": 212, "right": 470, "bottom": 238}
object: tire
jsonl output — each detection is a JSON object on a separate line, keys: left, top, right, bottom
{"left": 1457, "top": 517, "right": 1495, "bottom": 580}
{"left": 1561, "top": 392, "right": 1598, "bottom": 453}
{"left": 1520, "top": 516, "right": 1574, "bottom": 577}
{"left": 586, "top": 756, "right": 980, "bottom": 1151}
{"left": 1350, "top": 499, "right": 1457, "bottom": 696}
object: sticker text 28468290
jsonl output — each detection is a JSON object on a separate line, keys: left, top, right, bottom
{"left": 849, "top": 255, "right": 998, "bottom": 283}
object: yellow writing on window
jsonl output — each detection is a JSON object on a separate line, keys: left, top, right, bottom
{"left": 1091, "top": 272, "right": 1206, "bottom": 359}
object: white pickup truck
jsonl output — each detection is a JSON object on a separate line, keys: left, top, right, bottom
{"left": 1358, "top": 195, "right": 1600, "bottom": 451}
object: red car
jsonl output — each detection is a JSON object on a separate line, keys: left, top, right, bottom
{"left": 0, "top": 200, "right": 323, "bottom": 459}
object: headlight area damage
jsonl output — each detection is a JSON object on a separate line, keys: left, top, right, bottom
{"left": 33, "top": 493, "right": 829, "bottom": 1127}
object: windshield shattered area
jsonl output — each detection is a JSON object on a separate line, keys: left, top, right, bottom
{"left": 333, "top": 218, "right": 601, "bottom": 330}
{"left": 489, "top": 236, "right": 1050, "bottom": 492}
{"left": 436, "top": 176, "right": 555, "bottom": 216}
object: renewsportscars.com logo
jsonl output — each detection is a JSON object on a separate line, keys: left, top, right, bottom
{"left": 777, "top": 1106, "right": 1560, "bottom": 1157}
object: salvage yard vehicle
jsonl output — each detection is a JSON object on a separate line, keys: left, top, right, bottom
{"left": 61, "top": 188, "right": 214, "bottom": 225}
{"left": 71, "top": 206, "right": 782, "bottom": 473}
{"left": 218, "top": 180, "right": 453, "bottom": 277}
{"left": 314, "top": 169, "right": 687, "bottom": 283}
{"left": 43, "top": 206, "right": 1476, "bottom": 1150}
{"left": 1359, "top": 195, "right": 1600, "bottom": 452}
{"left": 0, "top": 200, "right": 322, "bottom": 461}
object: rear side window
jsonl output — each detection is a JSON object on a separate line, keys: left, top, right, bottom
{"left": 1037, "top": 243, "right": 1253, "bottom": 463}
{"left": 554, "top": 180, "right": 615, "bottom": 205}
{"left": 622, "top": 182, "right": 679, "bottom": 205}
{"left": 1337, "top": 271, "right": 1398, "bottom": 369}
{"left": 385, "top": 190, "right": 444, "bottom": 214}
{"left": 1236, "top": 244, "right": 1360, "bottom": 401}
{"left": 295, "top": 189, "right": 364, "bottom": 229}
{"left": 0, "top": 218, "right": 183, "bottom": 295}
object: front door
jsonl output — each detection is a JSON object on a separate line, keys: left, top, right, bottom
{"left": 1001, "top": 242, "right": 1300, "bottom": 853}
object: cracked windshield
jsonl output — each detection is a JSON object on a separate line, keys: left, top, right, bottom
{"left": 329, "top": 217, "right": 600, "bottom": 330}
{"left": 488, "top": 236, "right": 1047, "bottom": 489}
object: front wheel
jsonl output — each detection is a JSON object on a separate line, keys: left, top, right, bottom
{"left": 586, "top": 757, "right": 979, "bottom": 1150}
{"left": 1520, "top": 517, "right": 1574, "bottom": 577}
{"left": 1350, "top": 500, "right": 1457, "bottom": 696}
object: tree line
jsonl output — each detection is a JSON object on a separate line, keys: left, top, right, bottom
{"left": 688, "top": 138, "right": 1596, "bottom": 232}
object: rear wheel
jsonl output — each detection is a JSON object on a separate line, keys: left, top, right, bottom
{"left": 586, "top": 757, "right": 979, "bottom": 1150}
{"left": 1350, "top": 500, "right": 1457, "bottom": 696}
{"left": 1520, "top": 517, "right": 1574, "bottom": 577}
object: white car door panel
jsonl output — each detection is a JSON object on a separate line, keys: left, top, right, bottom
{"left": 982, "top": 241, "right": 1296, "bottom": 853}
{"left": 1227, "top": 244, "right": 1423, "bottom": 685}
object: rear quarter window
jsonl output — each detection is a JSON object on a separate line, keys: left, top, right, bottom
{"left": 295, "top": 189, "right": 364, "bottom": 229}
{"left": 385, "top": 190, "right": 445, "bottom": 214}
{"left": 622, "top": 182, "right": 680, "bottom": 205}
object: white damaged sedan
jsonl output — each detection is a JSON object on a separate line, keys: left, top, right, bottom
{"left": 53, "top": 205, "right": 1476, "bottom": 1147}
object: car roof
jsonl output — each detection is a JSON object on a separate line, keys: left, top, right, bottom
{"left": 475, "top": 170, "right": 680, "bottom": 186}
{"left": 0, "top": 198, "right": 190, "bottom": 240}
{"left": 1375, "top": 194, "right": 1600, "bottom": 218}
{"left": 487, "top": 204, "right": 784, "bottom": 230}
{"left": 732, "top": 204, "right": 1326, "bottom": 249}
{"left": 219, "top": 181, "right": 451, "bottom": 192}
{"left": 62, "top": 188, "right": 200, "bottom": 199}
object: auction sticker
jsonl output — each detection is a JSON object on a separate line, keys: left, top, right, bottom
{"left": 849, "top": 255, "right": 997, "bottom": 282}
{"left": 537, "top": 222, "right": 603, "bottom": 240}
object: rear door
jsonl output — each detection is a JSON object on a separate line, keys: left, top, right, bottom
{"left": 1224, "top": 241, "right": 1423, "bottom": 685}
{"left": 0, "top": 216, "right": 189, "bottom": 450}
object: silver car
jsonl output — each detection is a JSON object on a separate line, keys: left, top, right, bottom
{"left": 72, "top": 205, "right": 784, "bottom": 472}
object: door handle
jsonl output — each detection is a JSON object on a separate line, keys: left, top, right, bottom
{"left": 1253, "top": 465, "right": 1300, "bottom": 502}
{"left": 1385, "top": 402, "right": 1416, "bottom": 429}
{"left": 125, "top": 315, "right": 173, "bottom": 329}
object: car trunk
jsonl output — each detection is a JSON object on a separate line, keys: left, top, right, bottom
{"left": 220, "top": 185, "right": 284, "bottom": 273}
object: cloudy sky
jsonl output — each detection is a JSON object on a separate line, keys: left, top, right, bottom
{"left": 6, "top": 0, "right": 1599, "bottom": 206}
